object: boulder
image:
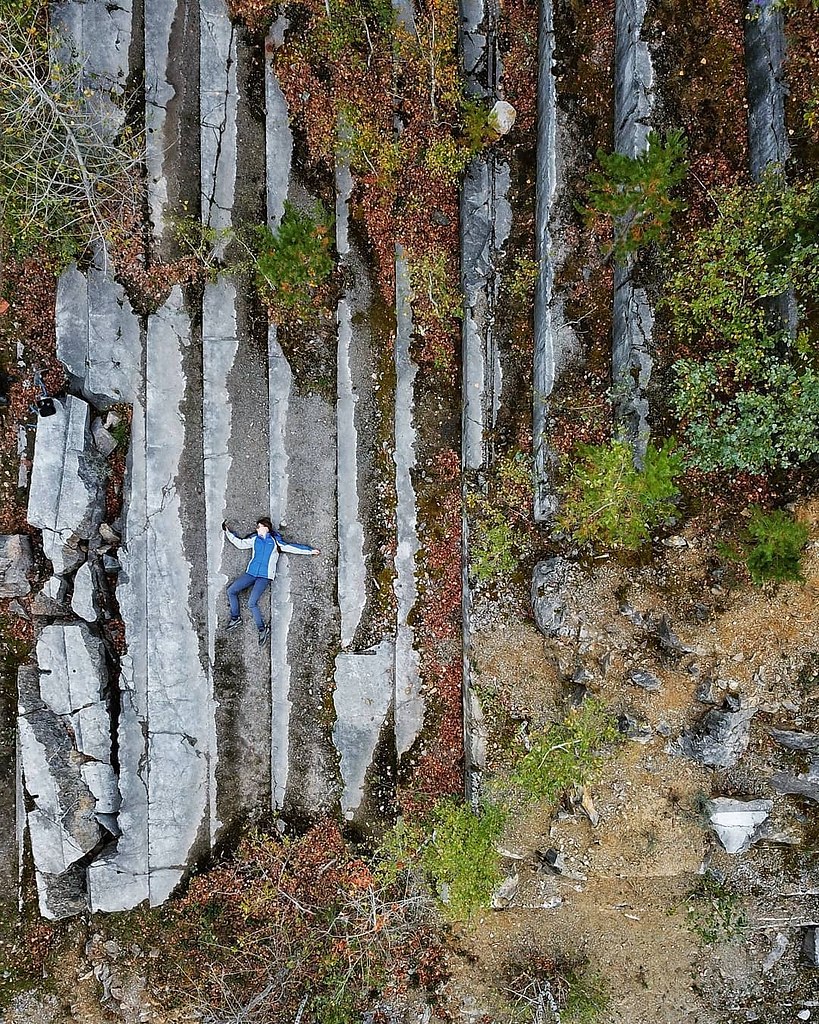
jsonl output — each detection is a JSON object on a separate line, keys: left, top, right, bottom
{"left": 673, "top": 701, "right": 757, "bottom": 768}
{"left": 0, "top": 534, "right": 33, "bottom": 598}
{"left": 532, "top": 557, "right": 584, "bottom": 639}
{"left": 770, "top": 763, "right": 819, "bottom": 805}
{"left": 706, "top": 797, "right": 772, "bottom": 854}
{"left": 488, "top": 100, "right": 516, "bottom": 135}
{"left": 31, "top": 576, "right": 71, "bottom": 618}
{"left": 618, "top": 712, "right": 652, "bottom": 744}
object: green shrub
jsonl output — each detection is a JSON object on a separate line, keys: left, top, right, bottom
{"left": 744, "top": 506, "right": 809, "bottom": 584}
{"left": 667, "top": 176, "right": 819, "bottom": 471}
{"left": 581, "top": 129, "right": 688, "bottom": 261}
{"left": 469, "top": 506, "right": 519, "bottom": 584}
{"left": 460, "top": 97, "right": 496, "bottom": 153}
{"left": 673, "top": 341, "right": 819, "bottom": 472}
{"left": 422, "top": 799, "right": 506, "bottom": 921}
{"left": 558, "top": 438, "right": 683, "bottom": 550}
{"left": 511, "top": 698, "right": 620, "bottom": 804}
{"left": 254, "top": 201, "right": 334, "bottom": 323}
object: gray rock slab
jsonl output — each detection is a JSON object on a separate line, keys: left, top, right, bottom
{"left": 336, "top": 296, "right": 366, "bottom": 648}
{"left": 673, "top": 704, "right": 757, "bottom": 769}
{"left": 28, "top": 395, "right": 103, "bottom": 575}
{"left": 612, "top": 0, "right": 655, "bottom": 460}
{"left": 0, "top": 535, "right": 33, "bottom": 598}
{"left": 203, "top": 279, "right": 239, "bottom": 668}
{"left": 92, "top": 419, "right": 118, "bottom": 458}
{"left": 533, "top": 0, "right": 579, "bottom": 520}
{"left": 268, "top": 328, "right": 293, "bottom": 811}
{"left": 393, "top": 249, "right": 423, "bottom": 758}
{"left": 81, "top": 763, "right": 121, "bottom": 817}
{"left": 145, "top": 0, "right": 176, "bottom": 239}
{"left": 50, "top": 0, "right": 132, "bottom": 140}
{"left": 72, "top": 703, "right": 113, "bottom": 763}
{"left": 57, "top": 252, "right": 141, "bottom": 404}
{"left": 706, "top": 797, "right": 772, "bottom": 854}
{"left": 333, "top": 641, "right": 394, "bottom": 817}
{"left": 102, "top": 289, "right": 212, "bottom": 909}
{"left": 613, "top": 0, "right": 654, "bottom": 158}
{"left": 770, "top": 769, "right": 819, "bottom": 804}
{"left": 200, "top": 0, "right": 238, "bottom": 245}
{"left": 744, "top": 3, "right": 789, "bottom": 180}
{"left": 612, "top": 264, "right": 653, "bottom": 461}
{"left": 265, "top": 24, "right": 293, "bottom": 229}
{"left": 71, "top": 561, "right": 97, "bottom": 622}
{"left": 628, "top": 668, "right": 661, "bottom": 692}
{"left": 461, "top": 157, "right": 511, "bottom": 471}
{"left": 36, "top": 623, "right": 107, "bottom": 716}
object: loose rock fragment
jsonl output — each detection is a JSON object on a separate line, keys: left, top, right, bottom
{"left": 673, "top": 701, "right": 757, "bottom": 768}
{"left": 532, "top": 558, "right": 584, "bottom": 639}
{"left": 706, "top": 797, "right": 772, "bottom": 854}
{"left": 0, "top": 534, "right": 33, "bottom": 598}
{"left": 629, "top": 668, "right": 661, "bottom": 692}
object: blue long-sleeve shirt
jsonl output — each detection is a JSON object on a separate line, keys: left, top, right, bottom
{"left": 225, "top": 528, "right": 317, "bottom": 580}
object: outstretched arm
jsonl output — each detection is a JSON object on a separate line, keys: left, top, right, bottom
{"left": 222, "top": 521, "right": 256, "bottom": 549}
{"left": 275, "top": 534, "right": 320, "bottom": 556}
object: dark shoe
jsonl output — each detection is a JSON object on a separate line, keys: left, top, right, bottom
{"left": 258, "top": 624, "right": 270, "bottom": 646}
{"left": 225, "top": 617, "right": 241, "bottom": 632}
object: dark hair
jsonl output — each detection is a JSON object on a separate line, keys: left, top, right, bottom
{"left": 257, "top": 517, "right": 275, "bottom": 533}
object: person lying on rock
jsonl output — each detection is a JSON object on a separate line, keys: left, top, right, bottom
{"left": 222, "top": 516, "right": 320, "bottom": 645}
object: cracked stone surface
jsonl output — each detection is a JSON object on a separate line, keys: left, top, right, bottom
{"left": 611, "top": 0, "right": 655, "bottom": 462}
{"left": 95, "top": 289, "right": 212, "bottom": 910}
{"left": 460, "top": 0, "right": 511, "bottom": 474}
{"left": 56, "top": 252, "right": 141, "bottom": 404}
{"left": 27, "top": 395, "right": 104, "bottom": 575}
{"left": 71, "top": 560, "right": 98, "bottom": 622}
{"left": 744, "top": 1, "right": 789, "bottom": 181}
{"left": 18, "top": 624, "right": 117, "bottom": 919}
{"left": 533, "top": 0, "right": 579, "bottom": 521}
{"left": 145, "top": 0, "right": 177, "bottom": 240}
{"left": 394, "top": 249, "right": 423, "bottom": 759}
{"left": 0, "top": 535, "right": 33, "bottom": 599}
{"left": 201, "top": 0, "right": 237, "bottom": 247}
{"left": 50, "top": 0, "right": 132, "bottom": 140}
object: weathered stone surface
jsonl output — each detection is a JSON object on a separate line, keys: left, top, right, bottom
{"left": 629, "top": 668, "right": 661, "bottom": 692}
{"left": 56, "top": 254, "right": 141, "bottom": 403}
{"left": 744, "top": 2, "right": 789, "bottom": 181}
{"left": 31, "top": 576, "right": 70, "bottom": 618}
{"left": 103, "top": 290, "right": 212, "bottom": 910}
{"left": 200, "top": 0, "right": 237, "bottom": 246}
{"left": 17, "top": 649, "right": 113, "bottom": 919}
{"left": 532, "top": 558, "right": 583, "bottom": 639}
{"left": 706, "top": 797, "right": 772, "bottom": 854}
{"left": 769, "top": 729, "right": 819, "bottom": 753}
{"left": 333, "top": 641, "right": 394, "bottom": 818}
{"left": 803, "top": 926, "right": 819, "bottom": 967}
{"left": 27, "top": 396, "right": 103, "bottom": 575}
{"left": 770, "top": 764, "right": 819, "bottom": 805}
{"left": 0, "top": 535, "right": 33, "bottom": 598}
{"left": 71, "top": 561, "right": 97, "bottom": 622}
{"left": 36, "top": 623, "right": 107, "bottom": 715}
{"left": 673, "top": 702, "right": 757, "bottom": 768}
{"left": 393, "top": 249, "right": 423, "bottom": 759}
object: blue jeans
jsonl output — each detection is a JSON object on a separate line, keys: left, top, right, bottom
{"left": 227, "top": 573, "right": 270, "bottom": 630}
